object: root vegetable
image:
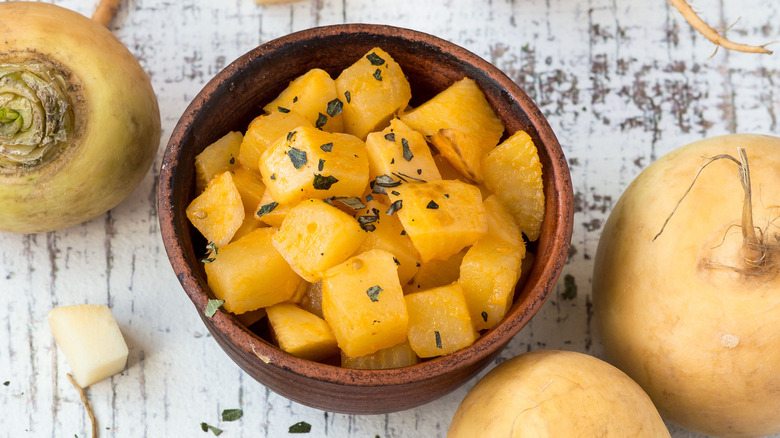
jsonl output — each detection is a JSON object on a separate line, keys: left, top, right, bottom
{"left": 0, "top": 2, "right": 160, "bottom": 233}
{"left": 593, "top": 134, "right": 780, "bottom": 437}
{"left": 447, "top": 350, "right": 669, "bottom": 437}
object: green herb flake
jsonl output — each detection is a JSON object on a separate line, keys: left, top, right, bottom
{"left": 384, "top": 133, "right": 396, "bottom": 142}
{"left": 205, "top": 299, "right": 224, "bottom": 318}
{"left": 332, "top": 197, "right": 366, "bottom": 210}
{"left": 344, "top": 90, "right": 351, "bottom": 103}
{"left": 288, "top": 147, "right": 308, "bottom": 169}
{"left": 201, "top": 242, "right": 218, "bottom": 264}
{"left": 562, "top": 274, "right": 577, "bottom": 300}
{"left": 373, "top": 69, "right": 383, "bottom": 81}
{"left": 326, "top": 99, "right": 343, "bottom": 117}
{"left": 293, "top": 96, "right": 299, "bottom": 103}
{"left": 313, "top": 174, "right": 339, "bottom": 190}
{"left": 315, "top": 113, "right": 328, "bottom": 129}
{"left": 434, "top": 331, "right": 442, "bottom": 349}
{"left": 386, "top": 200, "right": 403, "bottom": 216}
{"left": 286, "top": 131, "right": 297, "bottom": 141}
{"left": 361, "top": 224, "right": 376, "bottom": 232}
{"left": 481, "top": 311, "right": 488, "bottom": 322}
{"left": 221, "top": 409, "right": 243, "bottom": 422}
{"left": 358, "top": 215, "right": 378, "bottom": 226}
{"left": 288, "top": 421, "right": 312, "bottom": 433}
{"left": 366, "top": 52, "right": 385, "bottom": 65}
{"left": 374, "top": 174, "right": 401, "bottom": 188}
{"left": 229, "top": 156, "right": 235, "bottom": 165}
{"left": 444, "top": 193, "right": 450, "bottom": 198}
{"left": 390, "top": 190, "right": 400, "bottom": 196}
{"left": 257, "top": 202, "right": 279, "bottom": 218}
{"left": 318, "top": 158, "right": 325, "bottom": 171}
{"left": 426, "top": 200, "right": 439, "bottom": 209}
{"left": 200, "top": 422, "right": 223, "bottom": 436}
{"left": 2, "top": 381, "right": 9, "bottom": 386}
{"left": 270, "top": 173, "right": 276, "bottom": 180}
{"left": 320, "top": 142, "right": 333, "bottom": 152}
{"left": 401, "top": 138, "right": 413, "bottom": 161}
{"left": 366, "top": 285, "right": 383, "bottom": 302}
{"left": 278, "top": 106, "right": 291, "bottom": 114}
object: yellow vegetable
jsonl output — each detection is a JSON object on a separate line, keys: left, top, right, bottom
{"left": 239, "top": 110, "right": 311, "bottom": 172}
{"left": 365, "top": 118, "right": 441, "bottom": 181}
{"left": 0, "top": 2, "right": 160, "bottom": 233}
{"left": 448, "top": 350, "right": 670, "bottom": 437}
{"left": 405, "top": 282, "right": 477, "bottom": 358}
{"left": 206, "top": 227, "right": 302, "bottom": 314}
{"left": 186, "top": 171, "right": 245, "bottom": 247}
{"left": 322, "top": 249, "right": 408, "bottom": 357}
{"left": 335, "top": 48, "right": 412, "bottom": 139}
{"left": 264, "top": 68, "right": 343, "bottom": 133}
{"left": 594, "top": 134, "right": 780, "bottom": 437}
{"left": 194, "top": 131, "right": 242, "bottom": 192}
{"left": 341, "top": 340, "right": 418, "bottom": 370}
{"left": 272, "top": 198, "right": 366, "bottom": 282}
{"left": 266, "top": 303, "right": 338, "bottom": 361}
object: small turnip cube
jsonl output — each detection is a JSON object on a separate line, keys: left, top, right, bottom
{"left": 48, "top": 305, "right": 129, "bottom": 388}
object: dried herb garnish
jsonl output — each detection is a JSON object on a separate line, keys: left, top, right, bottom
{"left": 201, "top": 242, "right": 218, "bottom": 264}
{"left": 257, "top": 202, "right": 278, "bottom": 217}
{"left": 278, "top": 106, "right": 290, "bottom": 113}
{"left": 434, "top": 331, "right": 442, "bottom": 349}
{"left": 390, "top": 190, "right": 400, "bottom": 196}
{"left": 289, "top": 421, "right": 312, "bottom": 433}
{"left": 366, "top": 285, "right": 383, "bottom": 302}
{"left": 366, "top": 194, "right": 373, "bottom": 202}
{"left": 384, "top": 133, "right": 396, "bottom": 142}
{"left": 415, "top": 262, "right": 420, "bottom": 267}
{"left": 373, "top": 69, "right": 382, "bottom": 81}
{"left": 366, "top": 52, "right": 385, "bottom": 65}
{"left": 293, "top": 96, "right": 298, "bottom": 103}
{"left": 229, "top": 156, "right": 235, "bottom": 165}
{"left": 315, "top": 113, "right": 328, "bottom": 129}
{"left": 444, "top": 193, "right": 450, "bottom": 198}
{"left": 344, "top": 90, "right": 351, "bottom": 103}
{"left": 2, "top": 381, "right": 8, "bottom": 386}
{"left": 358, "top": 215, "right": 378, "bottom": 225}
{"left": 270, "top": 173, "right": 276, "bottom": 180}
{"left": 374, "top": 174, "right": 401, "bottom": 188}
{"left": 286, "top": 131, "right": 297, "bottom": 141}
{"left": 205, "top": 299, "right": 224, "bottom": 318}
{"left": 326, "top": 98, "right": 343, "bottom": 117}
{"left": 426, "top": 200, "right": 439, "bottom": 209}
{"left": 288, "top": 147, "right": 307, "bottom": 169}
{"left": 318, "top": 158, "right": 325, "bottom": 171}
{"left": 417, "top": 169, "right": 422, "bottom": 175}
{"left": 401, "top": 138, "right": 413, "bottom": 161}
{"left": 392, "top": 257, "right": 400, "bottom": 266}
{"left": 481, "top": 311, "right": 488, "bottom": 322}
{"left": 386, "top": 200, "right": 403, "bottom": 216}
{"left": 201, "top": 423, "right": 222, "bottom": 436}
{"left": 401, "top": 230, "right": 407, "bottom": 236}
{"left": 370, "top": 180, "right": 386, "bottom": 195}
{"left": 313, "top": 174, "right": 339, "bottom": 190}
{"left": 332, "top": 197, "right": 366, "bottom": 209}
{"left": 222, "top": 409, "right": 243, "bottom": 422}
{"left": 320, "top": 142, "right": 333, "bottom": 152}
{"left": 395, "top": 171, "right": 425, "bottom": 182}
{"left": 361, "top": 224, "right": 376, "bottom": 232}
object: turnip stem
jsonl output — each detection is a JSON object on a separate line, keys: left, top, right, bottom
{"left": 737, "top": 148, "right": 764, "bottom": 267}
{"left": 668, "top": 0, "right": 774, "bottom": 55}
{"left": 67, "top": 373, "right": 98, "bottom": 438}
{"left": 92, "top": 0, "right": 121, "bottom": 27}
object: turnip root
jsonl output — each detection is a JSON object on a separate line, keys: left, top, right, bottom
{"left": 448, "top": 350, "right": 670, "bottom": 437}
{"left": 593, "top": 134, "right": 780, "bottom": 437}
{"left": 0, "top": 2, "right": 160, "bottom": 233}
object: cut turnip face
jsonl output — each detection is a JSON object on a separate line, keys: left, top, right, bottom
{"left": 48, "top": 305, "right": 129, "bottom": 388}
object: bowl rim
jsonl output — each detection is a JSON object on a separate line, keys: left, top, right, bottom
{"left": 159, "top": 23, "right": 573, "bottom": 389}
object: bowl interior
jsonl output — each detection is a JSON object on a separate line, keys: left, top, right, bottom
{"left": 160, "top": 24, "right": 572, "bottom": 409}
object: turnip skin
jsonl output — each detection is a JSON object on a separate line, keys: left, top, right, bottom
{"left": 0, "top": 2, "right": 160, "bottom": 233}
{"left": 447, "top": 350, "right": 670, "bottom": 437}
{"left": 593, "top": 134, "right": 780, "bottom": 437}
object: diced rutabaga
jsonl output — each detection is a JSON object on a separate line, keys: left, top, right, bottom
{"left": 48, "top": 304, "right": 129, "bottom": 387}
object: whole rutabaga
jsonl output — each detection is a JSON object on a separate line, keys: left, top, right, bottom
{"left": 0, "top": 2, "right": 160, "bottom": 233}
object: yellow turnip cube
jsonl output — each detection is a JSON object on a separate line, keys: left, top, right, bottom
{"left": 482, "top": 130, "right": 545, "bottom": 241}
{"left": 400, "top": 78, "right": 504, "bottom": 182}
{"left": 239, "top": 110, "right": 312, "bottom": 171}
{"left": 335, "top": 48, "right": 412, "bottom": 139}
{"left": 272, "top": 199, "right": 366, "bottom": 282}
{"left": 403, "top": 248, "right": 466, "bottom": 294}
{"left": 194, "top": 131, "right": 243, "bottom": 192}
{"left": 48, "top": 304, "right": 129, "bottom": 387}
{"left": 322, "top": 249, "right": 408, "bottom": 357}
{"left": 260, "top": 126, "right": 369, "bottom": 205}
{"left": 186, "top": 171, "right": 245, "bottom": 247}
{"left": 266, "top": 303, "right": 338, "bottom": 361}
{"left": 341, "top": 340, "right": 419, "bottom": 370}
{"left": 405, "top": 283, "right": 477, "bottom": 358}
{"left": 205, "top": 227, "right": 303, "bottom": 314}
{"left": 387, "top": 179, "right": 487, "bottom": 262}
{"left": 263, "top": 68, "right": 343, "bottom": 133}
{"left": 365, "top": 118, "right": 441, "bottom": 181}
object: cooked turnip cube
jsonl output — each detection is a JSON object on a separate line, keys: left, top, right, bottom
{"left": 48, "top": 304, "right": 129, "bottom": 387}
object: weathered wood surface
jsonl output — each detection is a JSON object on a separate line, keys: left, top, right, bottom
{"left": 1, "top": 0, "right": 778, "bottom": 436}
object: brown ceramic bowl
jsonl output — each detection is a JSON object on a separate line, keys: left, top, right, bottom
{"left": 159, "top": 24, "right": 573, "bottom": 414}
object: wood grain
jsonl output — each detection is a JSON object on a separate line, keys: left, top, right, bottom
{"left": 1, "top": 0, "right": 778, "bottom": 436}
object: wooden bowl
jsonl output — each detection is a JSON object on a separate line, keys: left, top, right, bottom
{"left": 159, "top": 24, "right": 573, "bottom": 414}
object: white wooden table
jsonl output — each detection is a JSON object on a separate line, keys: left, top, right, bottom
{"left": 2, "top": 0, "right": 778, "bottom": 436}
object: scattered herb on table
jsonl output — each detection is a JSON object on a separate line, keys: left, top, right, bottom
{"left": 221, "top": 409, "right": 243, "bottom": 422}
{"left": 288, "top": 421, "right": 312, "bottom": 433}
{"left": 201, "top": 422, "right": 222, "bottom": 436}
